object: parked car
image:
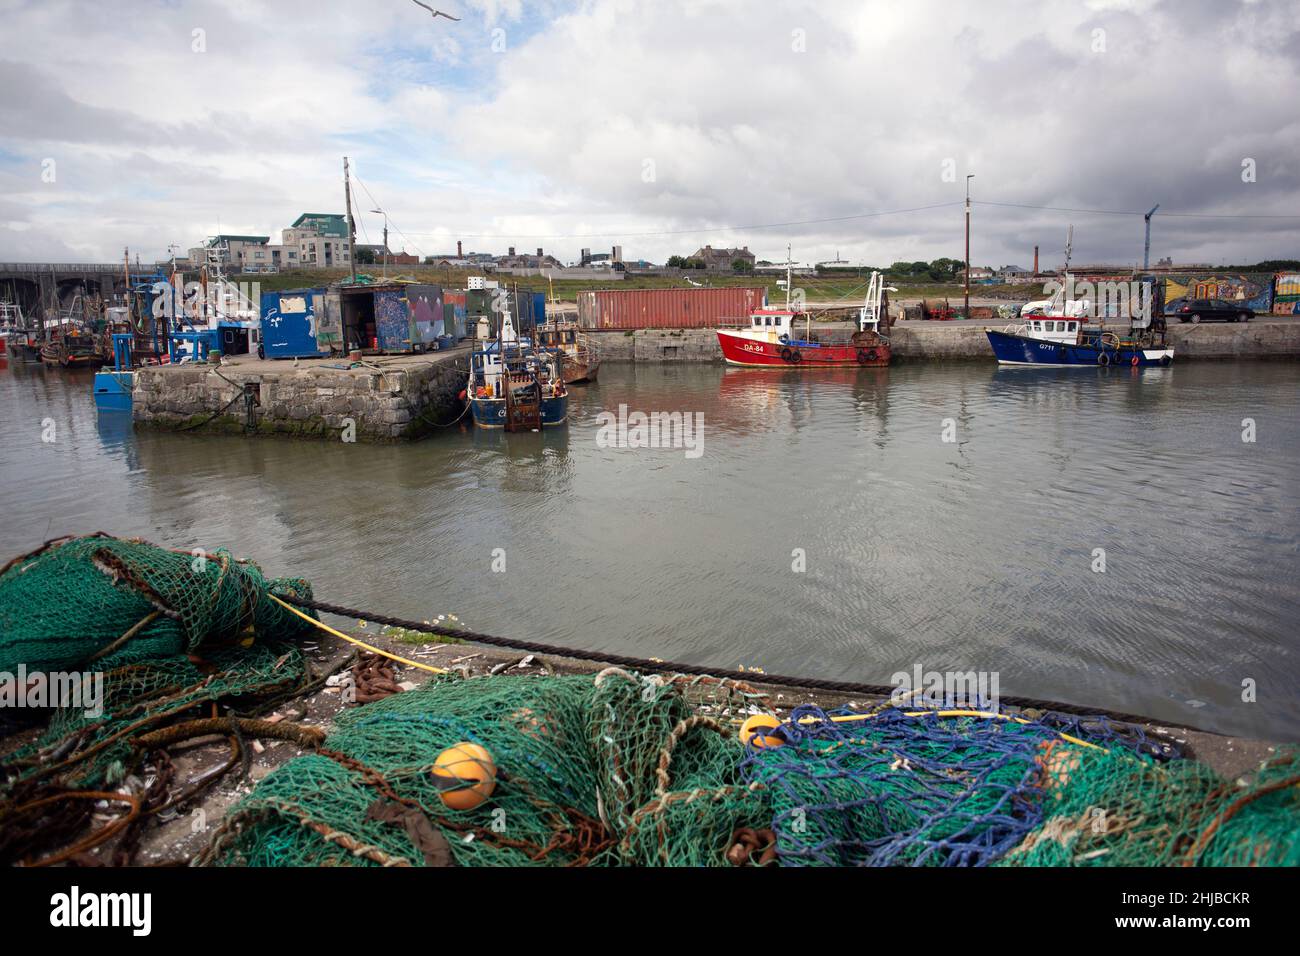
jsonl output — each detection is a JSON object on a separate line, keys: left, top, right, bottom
{"left": 1173, "top": 298, "right": 1254, "bottom": 323}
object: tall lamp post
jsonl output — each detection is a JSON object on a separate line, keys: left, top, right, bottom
{"left": 965, "top": 174, "right": 975, "bottom": 320}
{"left": 371, "top": 207, "right": 389, "bottom": 279}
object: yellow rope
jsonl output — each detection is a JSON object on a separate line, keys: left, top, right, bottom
{"left": 269, "top": 594, "right": 447, "bottom": 675}
{"left": 818, "top": 708, "right": 1107, "bottom": 752}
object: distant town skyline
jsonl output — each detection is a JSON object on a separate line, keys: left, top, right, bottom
{"left": 2, "top": 0, "right": 1298, "bottom": 268}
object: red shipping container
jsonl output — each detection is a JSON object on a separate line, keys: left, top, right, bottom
{"left": 577, "top": 287, "right": 767, "bottom": 330}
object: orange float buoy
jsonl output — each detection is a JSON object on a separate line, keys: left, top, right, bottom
{"left": 431, "top": 742, "right": 497, "bottom": 810}
{"left": 739, "top": 713, "right": 786, "bottom": 749}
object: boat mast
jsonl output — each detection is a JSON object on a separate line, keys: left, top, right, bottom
{"left": 1059, "top": 226, "right": 1074, "bottom": 317}
{"left": 785, "top": 244, "right": 792, "bottom": 311}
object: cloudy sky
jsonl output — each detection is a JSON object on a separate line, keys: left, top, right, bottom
{"left": 1, "top": 0, "right": 1297, "bottom": 269}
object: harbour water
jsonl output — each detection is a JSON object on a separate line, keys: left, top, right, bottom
{"left": 1, "top": 358, "right": 1297, "bottom": 740}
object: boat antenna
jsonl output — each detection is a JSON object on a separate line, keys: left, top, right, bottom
{"left": 785, "top": 243, "right": 792, "bottom": 311}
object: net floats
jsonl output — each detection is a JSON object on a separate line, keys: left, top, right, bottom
{"left": 431, "top": 742, "right": 498, "bottom": 810}
{"left": 739, "top": 713, "right": 786, "bottom": 749}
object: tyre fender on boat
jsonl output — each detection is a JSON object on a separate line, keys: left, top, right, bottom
{"left": 788, "top": 349, "right": 802, "bottom": 363}
{"left": 1161, "top": 354, "right": 1172, "bottom": 367}
{"left": 780, "top": 347, "right": 793, "bottom": 362}
{"left": 856, "top": 348, "right": 878, "bottom": 364}
{"left": 1098, "top": 352, "right": 1110, "bottom": 367}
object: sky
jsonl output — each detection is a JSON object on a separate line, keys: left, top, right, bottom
{"left": 0, "top": 0, "right": 1298, "bottom": 269}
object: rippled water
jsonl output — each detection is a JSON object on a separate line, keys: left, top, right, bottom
{"left": 1, "top": 355, "right": 1297, "bottom": 739}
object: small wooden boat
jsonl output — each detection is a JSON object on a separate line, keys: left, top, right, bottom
{"left": 41, "top": 327, "right": 104, "bottom": 368}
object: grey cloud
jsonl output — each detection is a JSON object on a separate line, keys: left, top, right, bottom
{"left": 0, "top": 0, "right": 1297, "bottom": 266}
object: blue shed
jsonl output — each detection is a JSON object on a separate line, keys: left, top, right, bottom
{"left": 262, "top": 288, "right": 328, "bottom": 359}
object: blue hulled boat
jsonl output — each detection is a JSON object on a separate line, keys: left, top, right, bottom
{"left": 986, "top": 319, "right": 1174, "bottom": 368}
{"left": 466, "top": 311, "right": 568, "bottom": 430}
{"left": 985, "top": 237, "right": 1173, "bottom": 367}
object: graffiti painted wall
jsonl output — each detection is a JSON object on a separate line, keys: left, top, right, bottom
{"left": 374, "top": 289, "right": 410, "bottom": 351}
{"left": 406, "top": 284, "right": 444, "bottom": 345}
{"left": 1163, "top": 274, "right": 1273, "bottom": 313}
{"left": 1272, "top": 273, "right": 1300, "bottom": 315}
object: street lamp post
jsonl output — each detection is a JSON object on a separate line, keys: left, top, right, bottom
{"left": 965, "top": 174, "right": 974, "bottom": 321}
{"left": 371, "top": 208, "right": 389, "bottom": 278}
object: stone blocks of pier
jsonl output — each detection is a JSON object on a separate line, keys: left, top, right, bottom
{"left": 132, "top": 353, "right": 466, "bottom": 442}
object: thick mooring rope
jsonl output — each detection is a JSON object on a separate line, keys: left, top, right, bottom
{"left": 279, "top": 595, "right": 1200, "bottom": 732}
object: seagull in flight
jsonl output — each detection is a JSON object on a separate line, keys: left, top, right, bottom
{"left": 410, "top": 1, "right": 460, "bottom": 19}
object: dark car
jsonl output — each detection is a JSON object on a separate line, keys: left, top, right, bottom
{"left": 1174, "top": 298, "right": 1254, "bottom": 323}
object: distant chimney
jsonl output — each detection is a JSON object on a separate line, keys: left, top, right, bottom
{"left": 1033, "top": 245, "right": 1039, "bottom": 275}
{"left": 537, "top": 247, "right": 543, "bottom": 257}
{"left": 508, "top": 246, "right": 515, "bottom": 257}
{"left": 457, "top": 240, "right": 462, "bottom": 257}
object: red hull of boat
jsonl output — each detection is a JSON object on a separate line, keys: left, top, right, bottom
{"left": 716, "top": 330, "right": 890, "bottom": 367}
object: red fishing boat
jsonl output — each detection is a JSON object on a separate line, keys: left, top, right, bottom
{"left": 717, "top": 264, "right": 893, "bottom": 368}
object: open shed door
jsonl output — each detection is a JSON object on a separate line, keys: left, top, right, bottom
{"left": 318, "top": 291, "right": 342, "bottom": 353}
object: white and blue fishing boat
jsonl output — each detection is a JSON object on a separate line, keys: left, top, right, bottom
{"left": 466, "top": 309, "right": 568, "bottom": 430}
{"left": 985, "top": 231, "right": 1173, "bottom": 368}
{"left": 985, "top": 316, "right": 1174, "bottom": 368}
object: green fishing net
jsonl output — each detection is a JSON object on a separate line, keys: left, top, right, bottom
{"left": 200, "top": 669, "right": 770, "bottom": 867}
{"left": 999, "top": 742, "right": 1300, "bottom": 867}
{"left": 0, "top": 533, "right": 313, "bottom": 674}
{"left": 0, "top": 534, "right": 316, "bottom": 797}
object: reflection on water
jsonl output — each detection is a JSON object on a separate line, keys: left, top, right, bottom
{"left": 1, "top": 355, "right": 1298, "bottom": 739}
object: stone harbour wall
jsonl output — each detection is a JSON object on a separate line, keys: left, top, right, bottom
{"left": 133, "top": 354, "right": 467, "bottom": 442}
{"left": 589, "top": 320, "right": 1300, "bottom": 363}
